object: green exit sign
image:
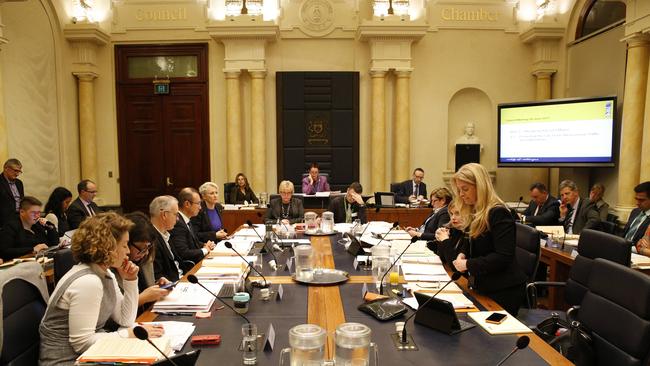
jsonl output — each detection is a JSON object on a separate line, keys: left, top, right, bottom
{"left": 154, "top": 83, "right": 170, "bottom": 94}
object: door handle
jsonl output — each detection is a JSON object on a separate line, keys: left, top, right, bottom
{"left": 166, "top": 177, "right": 174, "bottom": 187}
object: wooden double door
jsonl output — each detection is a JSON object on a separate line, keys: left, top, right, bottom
{"left": 115, "top": 44, "right": 210, "bottom": 212}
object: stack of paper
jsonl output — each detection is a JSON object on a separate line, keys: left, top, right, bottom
{"left": 233, "top": 225, "right": 266, "bottom": 238}
{"left": 631, "top": 253, "right": 650, "bottom": 269}
{"left": 194, "top": 266, "right": 243, "bottom": 281}
{"left": 152, "top": 282, "right": 218, "bottom": 313}
{"left": 401, "top": 255, "right": 442, "bottom": 264}
{"left": 139, "top": 321, "right": 195, "bottom": 352}
{"left": 401, "top": 263, "right": 448, "bottom": 276}
{"left": 77, "top": 336, "right": 171, "bottom": 364}
{"left": 202, "top": 256, "right": 255, "bottom": 268}
{"left": 390, "top": 240, "right": 432, "bottom": 256}
{"left": 209, "top": 239, "right": 254, "bottom": 257}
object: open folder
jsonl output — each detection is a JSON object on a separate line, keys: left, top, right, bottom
{"left": 77, "top": 336, "right": 172, "bottom": 364}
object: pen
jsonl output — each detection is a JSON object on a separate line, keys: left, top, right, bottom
{"left": 154, "top": 311, "right": 195, "bottom": 316}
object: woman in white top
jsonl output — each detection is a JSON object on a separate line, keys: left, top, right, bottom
{"left": 39, "top": 212, "right": 164, "bottom": 365}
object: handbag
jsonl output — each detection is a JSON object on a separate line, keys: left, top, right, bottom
{"left": 358, "top": 298, "right": 407, "bottom": 321}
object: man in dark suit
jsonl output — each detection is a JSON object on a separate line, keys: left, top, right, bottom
{"left": 0, "top": 196, "right": 58, "bottom": 260}
{"left": 170, "top": 188, "right": 215, "bottom": 264}
{"left": 558, "top": 180, "right": 600, "bottom": 234}
{"left": 67, "top": 179, "right": 102, "bottom": 229}
{"left": 394, "top": 168, "right": 427, "bottom": 204}
{"left": 624, "top": 181, "right": 650, "bottom": 247}
{"left": 150, "top": 195, "right": 182, "bottom": 282}
{"left": 328, "top": 182, "right": 367, "bottom": 224}
{"left": 520, "top": 182, "right": 560, "bottom": 226}
{"left": 0, "top": 158, "right": 24, "bottom": 227}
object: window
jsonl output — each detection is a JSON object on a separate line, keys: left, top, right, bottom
{"left": 577, "top": 0, "right": 625, "bottom": 40}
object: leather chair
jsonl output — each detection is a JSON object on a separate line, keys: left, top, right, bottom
{"left": 577, "top": 258, "right": 650, "bottom": 366}
{"left": 389, "top": 182, "right": 400, "bottom": 194}
{"left": 515, "top": 224, "right": 541, "bottom": 279}
{"left": 527, "top": 229, "right": 631, "bottom": 309}
{"left": 53, "top": 248, "right": 76, "bottom": 285}
{"left": 223, "top": 182, "right": 236, "bottom": 204}
{"left": 0, "top": 262, "right": 49, "bottom": 366}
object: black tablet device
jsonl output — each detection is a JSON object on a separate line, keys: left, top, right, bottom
{"left": 153, "top": 349, "right": 201, "bottom": 366}
{"left": 413, "top": 292, "right": 475, "bottom": 335}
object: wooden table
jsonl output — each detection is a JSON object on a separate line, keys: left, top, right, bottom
{"left": 221, "top": 207, "right": 432, "bottom": 233}
{"left": 539, "top": 246, "right": 650, "bottom": 310}
{"left": 139, "top": 235, "right": 571, "bottom": 365}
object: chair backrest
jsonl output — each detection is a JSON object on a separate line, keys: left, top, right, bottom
{"left": 515, "top": 223, "right": 541, "bottom": 283}
{"left": 389, "top": 182, "right": 400, "bottom": 194}
{"left": 0, "top": 262, "right": 49, "bottom": 366}
{"left": 223, "top": 182, "right": 236, "bottom": 204}
{"left": 565, "top": 229, "right": 631, "bottom": 306}
{"left": 578, "top": 258, "right": 650, "bottom": 366}
{"left": 54, "top": 248, "right": 76, "bottom": 285}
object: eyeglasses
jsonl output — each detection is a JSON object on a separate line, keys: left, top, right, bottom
{"left": 129, "top": 242, "right": 152, "bottom": 256}
{"left": 84, "top": 190, "right": 98, "bottom": 194}
{"left": 7, "top": 167, "right": 22, "bottom": 174}
{"left": 191, "top": 201, "right": 202, "bottom": 206}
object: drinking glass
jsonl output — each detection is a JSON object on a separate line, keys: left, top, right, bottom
{"left": 294, "top": 245, "right": 314, "bottom": 282}
{"left": 242, "top": 323, "right": 258, "bottom": 365}
{"left": 371, "top": 246, "right": 391, "bottom": 292}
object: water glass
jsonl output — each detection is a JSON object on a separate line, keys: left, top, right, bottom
{"left": 259, "top": 192, "right": 268, "bottom": 207}
{"left": 371, "top": 246, "right": 391, "bottom": 291}
{"left": 294, "top": 245, "right": 314, "bottom": 282}
{"left": 321, "top": 211, "right": 334, "bottom": 233}
{"left": 242, "top": 323, "right": 258, "bottom": 365}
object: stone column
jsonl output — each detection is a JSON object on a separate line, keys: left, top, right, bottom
{"left": 534, "top": 70, "right": 553, "bottom": 190}
{"left": 250, "top": 70, "right": 267, "bottom": 193}
{"left": 371, "top": 70, "right": 387, "bottom": 193}
{"left": 74, "top": 72, "right": 98, "bottom": 182}
{"left": 393, "top": 69, "right": 411, "bottom": 182}
{"left": 225, "top": 70, "right": 243, "bottom": 179}
{"left": 0, "top": 14, "right": 9, "bottom": 164}
{"left": 617, "top": 35, "right": 650, "bottom": 218}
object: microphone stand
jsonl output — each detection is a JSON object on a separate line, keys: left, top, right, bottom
{"left": 375, "top": 222, "right": 399, "bottom": 247}
{"left": 133, "top": 326, "right": 179, "bottom": 366}
{"left": 495, "top": 336, "right": 530, "bottom": 366}
{"left": 379, "top": 236, "right": 418, "bottom": 295}
{"left": 247, "top": 220, "right": 281, "bottom": 271}
{"left": 224, "top": 242, "right": 269, "bottom": 288}
{"left": 187, "top": 274, "right": 250, "bottom": 323}
{"left": 396, "top": 272, "right": 462, "bottom": 348}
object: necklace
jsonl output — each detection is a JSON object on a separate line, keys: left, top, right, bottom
{"left": 281, "top": 201, "right": 291, "bottom": 218}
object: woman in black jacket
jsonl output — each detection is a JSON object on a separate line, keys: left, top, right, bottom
{"left": 229, "top": 173, "right": 259, "bottom": 205}
{"left": 191, "top": 182, "right": 228, "bottom": 243}
{"left": 406, "top": 187, "right": 452, "bottom": 241}
{"left": 430, "top": 201, "right": 467, "bottom": 265}
{"left": 449, "top": 163, "right": 527, "bottom": 315}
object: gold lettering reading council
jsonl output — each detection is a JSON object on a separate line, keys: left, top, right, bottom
{"left": 136, "top": 7, "right": 187, "bottom": 21}
{"left": 441, "top": 7, "right": 498, "bottom": 22}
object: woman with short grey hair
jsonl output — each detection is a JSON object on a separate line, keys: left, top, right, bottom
{"left": 190, "top": 182, "right": 227, "bottom": 242}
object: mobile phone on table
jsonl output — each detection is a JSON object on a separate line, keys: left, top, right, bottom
{"left": 159, "top": 280, "right": 179, "bottom": 290}
{"left": 485, "top": 312, "right": 508, "bottom": 324}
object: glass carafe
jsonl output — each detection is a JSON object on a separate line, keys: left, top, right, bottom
{"left": 304, "top": 212, "right": 319, "bottom": 234}
{"left": 334, "top": 323, "right": 378, "bottom": 366}
{"left": 321, "top": 211, "right": 334, "bottom": 233}
{"left": 259, "top": 192, "right": 268, "bottom": 207}
{"left": 279, "top": 324, "right": 327, "bottom": 366}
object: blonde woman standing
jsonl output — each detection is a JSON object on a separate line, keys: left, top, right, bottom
{"left": 450, "top": 163, "right": 527, "bottom": 315}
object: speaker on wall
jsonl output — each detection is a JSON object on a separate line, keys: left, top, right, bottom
{"left": 455, "top": 144, "right": 480, "bottom": 171}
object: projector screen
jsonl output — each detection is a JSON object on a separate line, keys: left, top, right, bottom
{"left": 497, "top": 96, "right": 616, "bottom": 167}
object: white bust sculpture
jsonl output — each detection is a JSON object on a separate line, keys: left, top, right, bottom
{"left": 456, "top": 122, "right": 483, "bottom": 151}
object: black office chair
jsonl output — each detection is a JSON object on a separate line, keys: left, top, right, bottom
{"left": 389, "top": 182, "right": 400, "bottom": 194}
{"left": 54, "top": 248, "right": 76, "bottom": 285}
{"left": 0, "top": 262, "right": 49, "bottom": 366}
{"left": 575, "top": 258, "right": 650, "bottom": 366}
{"left": 527, "top": 229, "right": 631, "bottom": 310}
{"left": 223, "top": 182, "right": 236, "bottom": 204}
{"left": 515, "top": 223, "right": 541, "bottom": 308}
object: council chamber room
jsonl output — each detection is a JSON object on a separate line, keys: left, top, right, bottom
{"left": 1, "top": 0, "right": 650, "bottom": 365}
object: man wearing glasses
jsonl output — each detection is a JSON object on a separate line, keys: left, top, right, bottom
{"left": 0, "top": 196, "right": 58, "bottom": 260}
{"left": 170, "top": 187, "right": 216, "bottom": 263}
{"left": 67, "top": 179, "right": 102, "bottom": 229}
{"left": 624, "top": 181, "right": 650, "bottom": 249}
{"left": 0, "top": 158, "right": 24, "bottom": 227}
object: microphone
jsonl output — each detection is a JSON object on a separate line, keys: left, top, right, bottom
{"left": 400, "top": 272, "right": 462, "bottom": 344}
{"left": 495, "top": 336, "right": 530, "bottom": 366}
{"left": 375, "top": 222, "right": 399, "bottom": 247}
{"left": 133, "top": 326, "right": 178, "bottom": 366}
{"left": 379, "top": 236, "right": 418, "bottom": 295}
{"left": 246, "top": 219, "right": 279, "bottom": 270}
{"left": 513, "top": 196, "right": 523, "bottom": 220}
{"left": 224, "top": 242, "right": 269, "bottom": 288}
{"left": 187, "top": 274, "right": 250, "bottom": 323}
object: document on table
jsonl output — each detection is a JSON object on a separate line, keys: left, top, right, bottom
{"left": 631, "top": 252, "right": 650, "bottom": 269}
{"left": 139, "top": 321, "right": 195, "bottom": 352}
{"left": 404, "top": 281, "right": 463, "bottom": 294}
{"left": 77, "top": 336, "right": 172, "bottom": 364}
{"left": 379, "top": 230, "right": 413, "bottom": 240}
{"left": 402, "top": 292, "right": 474, "bottom": 309}
{"left": 401, "top": 263, "right": 448, "bottom": 276}
{"left": 401, "top": 255, "right": 442, "bottom": 264}
{"left": 390, "top": 241, "right": 431, "bottom": 256}
{"left": 210, "top": 239, "right": 254, "bottom": 256}
{"left": 233, "top": 225, "right": 266, "bottom": 238}
{"left": 202, "top": 256, "right": 255, "bottom": 268}
{"left": 468, "top": 311, "right": 533, "bottom": 335}
{"left": 152, "top": 282, "right": 219, "bottom": 312}
{"left": 403, "top": 273, "right": 451, "bottom": 282}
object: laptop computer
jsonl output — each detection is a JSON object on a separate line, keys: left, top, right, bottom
{"left": 413, "top": 292, "right": 475, "bottom": 335}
